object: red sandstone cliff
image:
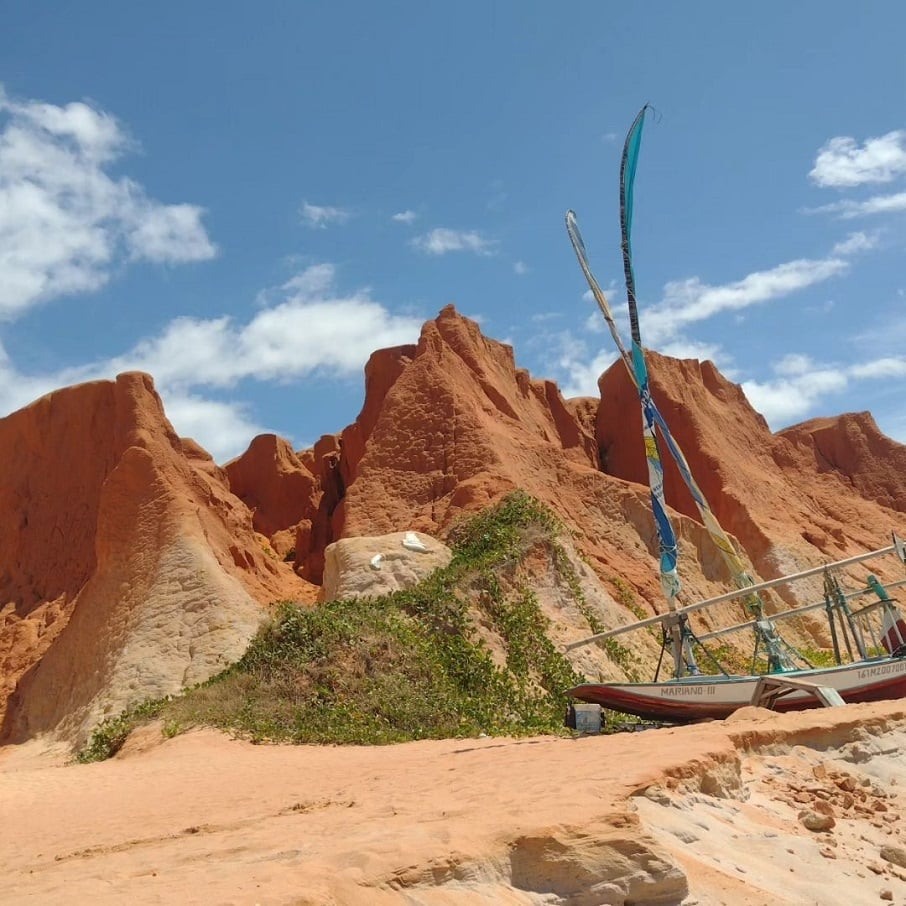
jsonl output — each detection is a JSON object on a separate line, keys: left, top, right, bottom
{"left": 596, "top": 352, "right": 906, "bottom": 594}
{"left": 0, "top": 373, "right": 315, "bottom": 745}
{"left": 4, "top": 308, "right": 906, "bottom": 747}
{"left": 780, "top": 412, "right": 906, "bottom": 514}
{"left": 224, "top": 307, "right": 906, "bottom": 615}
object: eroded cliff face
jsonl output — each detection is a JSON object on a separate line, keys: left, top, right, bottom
{"left": 225, "top": 307, "right": 605, "bottom": 585}
{"left": 228, "top": 306, "right": 906, "bottom": 629}
{"left": 0, "top": 373, "right": 315, "bottom": 745}
{"left": 4, "top": 307, "right": 905, "bottom": 747}
{"left": 780, "top": 411, "right": 906, "bottom": 514}
{"left": 596, "top": 352, "right": 906, "bottom": 601}
{"left": 335, "top": 305, "right": 600, "bottom": 537}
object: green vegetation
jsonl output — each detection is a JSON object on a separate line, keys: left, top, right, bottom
{"left": 546, "top": 539, "right": 641, "bottom": 679}
{"left": 609, "top": 575, "right": 646, "bottom": 621}
{"left": 75, "top": 698, "right": 170, "bottom": 764}
{"left": 81, "top": 492, "right": 656, "bottom": 761}
{"left": 797, "top": 646, "right": 841, "bottom": 669}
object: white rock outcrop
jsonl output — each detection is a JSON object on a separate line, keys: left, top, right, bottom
{"left": 320, "top": 532, "right": 452, "bottom": 602}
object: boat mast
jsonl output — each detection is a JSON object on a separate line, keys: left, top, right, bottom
{"left": 567, "top": 107, "right": 698, "bottom": 677}
{"left": 618, "top": 107, "right": 694, "bottom": 678}
{"left": 568, "top": 106, "right": 808, "bottom": 675}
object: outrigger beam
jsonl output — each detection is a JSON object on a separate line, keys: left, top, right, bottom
{"left": 565, "top": 539, "right": 904, "bottom": 652}
{"left": 696, "top": 577, "right": 906, "bottom": 644}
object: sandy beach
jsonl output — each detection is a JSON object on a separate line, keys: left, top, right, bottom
{"left": 3, "top": 701, "right": 906, "bottom": 905}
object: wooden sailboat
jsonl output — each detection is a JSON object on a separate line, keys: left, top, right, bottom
{"left": 566, "top": 540, "right": 906, "bottom": 722}
{"left": 564, "top": 107, "right": 906, "bottom": 722}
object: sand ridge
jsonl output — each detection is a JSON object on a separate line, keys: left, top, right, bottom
{"left": 3, "top": 700, "right": 906, "bottom": 904}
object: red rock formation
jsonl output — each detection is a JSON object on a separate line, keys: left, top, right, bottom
{"left": 780, "top": 412, "right": 906, "bottom": 514}
{"left": 596, "top": 352, "right": 906, "bottom": 588}
{"left": 334, "top": 304, "right": 600, "bottom": 538}
{"left": 224, "top": 310, "right": 603, "bottom": 585}
{"left": 0, "top": 373, "right": 315, "bottom": 744}
{"left": 224, "top": 434, "right": 318, "bottom": 550}
{"left": 5, "top": 308, "right": 906, "bottom": 748}
{"left": 257, "top": 308, "right": 901, "bottom": 619}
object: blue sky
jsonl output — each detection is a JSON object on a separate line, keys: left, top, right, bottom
{"left": 2, "top": 3, "right": 905, "bottom": 460}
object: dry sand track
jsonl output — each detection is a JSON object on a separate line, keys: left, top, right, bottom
{"left": 3, "top": 701, "right": 906, "bottom": 905}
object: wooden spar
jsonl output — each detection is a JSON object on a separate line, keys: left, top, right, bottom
{"left": 564, "top": 538, "right": 905, "bottom": 653}
{"left": 696, "top": 577, "right": 906, "bottom": 643}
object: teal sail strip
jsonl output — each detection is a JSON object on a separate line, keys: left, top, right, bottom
{"left": 567, "top": 208, "right": 733, "bottom": 586}
{"left": 566, "top": 106, "right": 801, "bottom": 673}
{"left": 613, "top": 105, "right": 755, "bottom": 600}
{"left": 621, "top": 104, "right": 648, "bottom": 344}
{"left": 632, "top": 340, "right": 680, "bottom": 600}
{"left": 567, "top": 207, "right": 678, "bottom": 601}
{"left": 618, "top": 106, "right": 680, "bottom": 605}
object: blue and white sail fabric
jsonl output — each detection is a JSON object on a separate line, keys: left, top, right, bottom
{"left": 633, "top": 342, "right": 681, "bottom": 602}
{"left": 566, "top": 105, "right": 804, "bottom": 675}
{"left": 566, "top": 105, "right": 759, "bottom": 611}
{"left": 620, "top": 107, "right": 681, "bottom": 606}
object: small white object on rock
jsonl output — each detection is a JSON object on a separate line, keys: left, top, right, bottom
{"left": 402, "top": 531, "right": 430, "bottom": 553}
{"left": 320, "top": 532, "right": 452, "bottom": 602}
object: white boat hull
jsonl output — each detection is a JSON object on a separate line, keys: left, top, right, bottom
{"left": 568, "top": 655, "right": 906, "bottom": 722}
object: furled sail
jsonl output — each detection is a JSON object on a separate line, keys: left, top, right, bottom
{"left": 619, "top": 106, "right": 680, "bottom": 608}
{"left": 566, "top": 105, "right": 799, "bottom": 674}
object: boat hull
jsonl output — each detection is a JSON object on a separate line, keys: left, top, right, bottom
{"left": 567, "top": 655, "right": 906, "bottom": 723}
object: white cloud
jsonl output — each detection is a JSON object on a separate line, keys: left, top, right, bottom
{"left": 547, "top": 331, "right": 619, "bottom": 398}
{"left": 809, "top": 192, "right": 906, "bottom": 219}
{"left": 300, "top": 201, "right": 351, "bottom": 229}
{"left": 126, "top": 203, "right": 218, "bottom": 263}
{"left": 743, "top": 364, "right": 848, "bottom": 424}
{"left": 810, "top": 131, "right": 906, "bottom": 187}
{"left": 0, "top": 264, "right": 423, "bottom": 459}
{"left": 773, "top": 353, "right": 814, "bottom": 376}
{"left": 742, "top": 354, "right": 906, "bottom": 427}
{"left": 0, "top": 86, "right": 216, "bottom": 320}
{"left": 0, "top": 339, "right": 60, "bottom": 416}
{"left": 658, "top": 338, "right": 722, "bottom": 362}
{"left": 830, "top": 230, "right": 879, "bottom": 256}
{"left": 644, "top": 256, "right": 848, "bottom": 345}
{"left": 548, "top": 241, "right": 860, "bottom": 402}
{"left": 562, "top": 350, "right": 619, "bottom": 398}
{"left": 162, "top": 393, "right": 267, "bottom": 461}
{"left": 411, "top": 228, "right": 497, "bottom": 256}
{"left": 848, "top": 357, "right": 906, "bottom": 379}
{"left": 391, "top": 209, "right": 417, "bottom": 224}
{"left": 513, "top": 260, "right": 528, "bottom": 275}
{"left": 0, "top": 356, "right": 265, "bottom": 464}
{"left": 89, "top": 263, "right": 423, "bottom": 387}
{"left": 272, "top": 262, "right": 336, "bottom": 298}
{"left": 584, "top": 311, "right": 605, "bottom": 334}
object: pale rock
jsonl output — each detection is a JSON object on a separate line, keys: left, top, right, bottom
{"left": 880, "top": 845, "right": 906, "bottom": 869}
{"left": 320, "top": 532, "right": 452, "bottom": 602}
{"left": 0, "top": 372, "right": 314, "bottom": 747}
{"left": 800, "top": 810, "right": 836, "bottom": 832}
